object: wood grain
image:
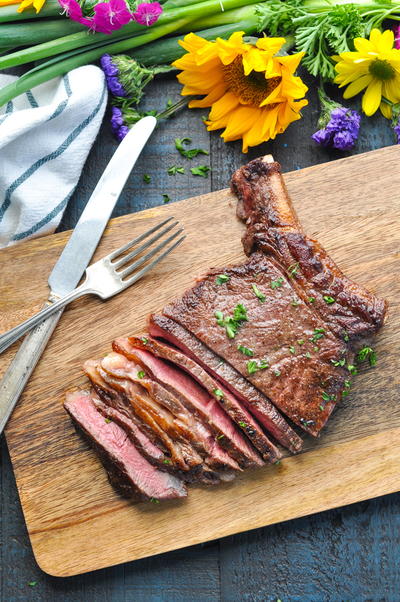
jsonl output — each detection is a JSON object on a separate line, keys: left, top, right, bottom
{"left": 0, "top": 144, "right": 399, "bottom": 577}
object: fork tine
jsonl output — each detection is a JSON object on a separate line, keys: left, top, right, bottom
{"left": 122, "top": 235, "right": 186, "bottom": 287}
{"left": 119, "top": 227, "right": 184, "bottom": 279}
{"left": 107, "top": 217, "right": 174, "bottom": 261}
{"left": 113, "top": 220, "right": 179, "bottom": 269}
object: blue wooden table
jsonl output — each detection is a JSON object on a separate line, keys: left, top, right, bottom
{"left": 1, "top": 73, "right": 399, "bottom": 601}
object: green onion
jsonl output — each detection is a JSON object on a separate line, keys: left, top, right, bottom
{"left": 252, "top": 283, "right": 266, "bottom": 302}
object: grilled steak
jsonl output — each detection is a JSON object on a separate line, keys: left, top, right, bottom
{"left": 126, "top": 334, "right": 277, "bottom": 463}
{"left": 64, "top": 391, "right": 187, "bottom": 501}
{"left": 113, "top": 338, "right": 260, "bottom": 469}
{"left": 163, "top": 252, "right": 351, "bottom": 435}
{"left": 101, "top": 351, "right": 241, "bottom": 475}
{"left": 232, "top": 156, "right": 388, "bottom": 343}
{"left": 148, "top": 314, "right": 302, "bottom": 452}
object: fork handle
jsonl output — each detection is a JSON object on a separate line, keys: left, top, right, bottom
{"left": 0, "top": 284, "right": 91, "bottom": 355}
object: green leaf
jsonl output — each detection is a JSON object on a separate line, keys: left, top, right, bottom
{"left": 167, "top": 165, "right": 185, "bottom": 175}
{"left": 143, "top": 174, "right": 151, "bottom": 183}
{"left": 175, "top": 137, "right": 209, "bottom": 159}
{"left": 162, "top": 194, "right": 171, "bottom": 204}
{"left": 216, "top": 274, "right": 230, "bottom": 285}
{"left": 252, "top": 283, "right": 266, "bottom": 302}
{"left": 237, "top": 344, "right": 254, "bottom": 357}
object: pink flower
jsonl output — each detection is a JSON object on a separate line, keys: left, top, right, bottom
{"left": 92, "top": 0, "right": 132, "bottom": 33}
{"left": 132, "top": 1, "right": 162, "bottom": 26}
{"left": 395, "top": 24, "right": 400, "bottom": 50}
{"left": 58, "top": 0, "right": 91, "bottom": 25}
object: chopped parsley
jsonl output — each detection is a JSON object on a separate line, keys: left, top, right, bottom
{"left": 162, "top": 194, "right": 171, "bottom": 204}
{"left": 313, "top": 346, "right": 319, "bottom": 352}
{"left": 274, "top": 369, "right": 281, "bottom": 376}
{"left": 213, "top": 388, "right": 224, "bottom": 400}
{"left": 143, "top": 174, "right": 151, "bottom": 184}
{"left": 163, "top": 459, "right": 171, "bottom": 464}
{"left": 247, "top": 359, "right": 269, "bottom": 374}
{"left": 291, "top": 298, "right": 301, "bottom": 307}
{"left": 287, "top": 262, "right": 300, "bottom": 278}
{"left": 252, "top": 283, "right": 266, "bottom": 302}
{"left": 305, "top": 352, "right": 312, "bottom": 359}
{"left": 308, "top": 296, "right": 315, "bottom": 303}
{"left": 149, "top": 498, "right": 160, "bottom": 504}
{"left": 321, "top": 391, "right": 335, "bottom": 402}
{"left": 190, "top": 165, "right": 210, "bottom": 178}
{"left": 289, "top": 346, "right": 296, "bottom": 354}
{"left": 270, "top": 277, "right": 284, "bottom": 289}
{"left": 104, "top": 418, "right": 112, "bottom": 424}
{"left": 137, "top": 370, "right": 146, "bottom": 379}
{"left": 342, "top": 380, "right": 351, "bottom": 397}
{"left": 323, "top": 295, "right": 336, "bottom": 304}
{"left": 239, "top": 421, "right": 247, "bottom": 428}
{"left": 310, "top": 328, "right": 325, "bottom": 343}
{"left": 167, "top": 165, "right": 185, "bottom": 175}
{"left": 28, "top": 582, "right": 37, "bottom": 587}
{"left": 347, "top": 364, "right": 358, "bottom": 375}
{"left": 331, "top": 358, "right": 346, "bottom": 367}
{"left": 141, "top": 337, "right": 148, "bottom": 344}
{"left": 216, "top": 434, "right": 225, "bottom": 440}
{"left": 356, "top": 346, "right": 377, "bottom": 366}
{"left": 216, "top": 274, "right": 230, "bottom": 285}
{"left": 215, "top": 304, "right": 248, "bottom": 339}
{"left": 300, "top": 418, "right": 314, "bottom": 427}
{"left": 175, "top": 137, "right": 209, "bottom": 159}
{"left": 237, "top": 344, "right": 254, "bottom": 357}
{"left": 297, "top": 339, "right": 305, "bottom": 345}
{"left": 343, "top": 331, "right": 350, "bottom": 342}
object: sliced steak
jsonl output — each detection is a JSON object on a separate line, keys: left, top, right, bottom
{"left": 64, "top": 390, "right": 187, "bottom": 501}
{"left": 127, "top": 334, "right": 273, "bottom": 463}
{"left": 101, "top": 352, "right": 241, "bottom": 476}
{"left": 231, "top": 156, "right": 388, "bottom": 343}
{"left": 163, "top": 252, "right": 351, "bottom": 436}
{"left": 113, "top": 338, "right": 258, "bottom": 469}
{"left": 149, "top": 314, "right": 302, "bottom": 453}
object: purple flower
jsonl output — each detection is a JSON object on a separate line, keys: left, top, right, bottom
{"left": 116, "top": 125, "right": 130, "bottom": 141}
{"left": 132, "top": 2, "right": 162, "bottom": 26}
{"left": 394, "top": 123, "right": 400, "bottom": 144}
{"left": 92, "top": 0, "right": 132, "bottom": 34}
{"left": 100, "top": 54, "right": 127, "bottom": 97}
{"left": 110, "top": 106, "right": 124, "bottom": 132}
{"left": 312, "top": 89, "right": 361, "bottom": 151}
{"left": 58, "top": 0, "right": 91, "bottom": 26}
{"left": 395, "top": 24, "right": 400, "bottom": 50}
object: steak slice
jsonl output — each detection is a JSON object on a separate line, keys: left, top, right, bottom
{"left": 149, "top": 314, "right": 302, "bottom": 453}
{"left": 101, "top": 351, "right": 240, "bottom": 476}
{"left": 231, "top": 155, "right": 388, "bottom": 343}
{"left": 127, "top": 334, "right": 274, "bottom": 463}
{"left": 163, "top": 252, "right": 350, "bottom": 436}
{"left": 113, "top": 337, "right": 259, "bottom": 469}
{"left": 64, "top": 390, "right": 187, "bottom": 501}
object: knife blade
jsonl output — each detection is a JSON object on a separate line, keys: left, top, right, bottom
{"left": 0, "top": 116, "right": 157, "bottom": 434}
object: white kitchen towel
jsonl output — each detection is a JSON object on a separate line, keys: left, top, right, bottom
{"left": 0, "top": 65, "right": 107, "bottom": 248}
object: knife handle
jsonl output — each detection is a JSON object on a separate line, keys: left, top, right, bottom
{"left": 0, "top": 309, "right": 63, "bottom": 435}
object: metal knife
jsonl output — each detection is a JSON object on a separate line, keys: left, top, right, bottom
{"left": 0, "top": 115, "right": 157, "bottom": 435}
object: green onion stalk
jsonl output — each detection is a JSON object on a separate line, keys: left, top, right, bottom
{"left": 0, "top": 0, "right": 260, "bottom": 69}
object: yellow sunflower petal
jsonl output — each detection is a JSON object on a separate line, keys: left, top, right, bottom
{"left": 208, "top": 91, "right": 240, "bottom": 121}
{"left": 188, "top": 82, "right": 227, "bottom": 108}
{"left": 362, "top": 79, "right": 382, "bottom": 115}
{"left": 379, "top": 101, "right": 392, "bottom": 119}
{"left": 343, "top": 74, "right": 373, "bottom": 98}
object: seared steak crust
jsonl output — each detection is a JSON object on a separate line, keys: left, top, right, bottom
{"left": 163, "top": 252, "right": 350, "bottom": 436}
{"left": 231, "top": 156, "right": 388, "bottom": 343}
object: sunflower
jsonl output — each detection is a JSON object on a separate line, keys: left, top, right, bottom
{"left": 172, "top": 32, "right": 308, "bottom": 152}
{"left": 333, "top": 28, "right": 400, "bottom": 118}
{"left": 0, "top": 0, "right": 47, "bottom": 12}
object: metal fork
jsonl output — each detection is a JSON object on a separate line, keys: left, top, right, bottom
{"left": 0, "top": 217, "right": 184, "bottom": 355}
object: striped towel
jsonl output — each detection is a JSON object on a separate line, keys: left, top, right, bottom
{"left": 0, "top": 65, "right": 107, "bottom": 248}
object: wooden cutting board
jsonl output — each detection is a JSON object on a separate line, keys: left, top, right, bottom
{"left": 1, "top": 146, "right": 399, "bottom": 577}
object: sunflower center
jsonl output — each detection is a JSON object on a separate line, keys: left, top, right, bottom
{"left": 369, "top": 59, "right": 396, "bottom": 81}
{"left": 222, "top": 56, "right": 281, "bottom": 106}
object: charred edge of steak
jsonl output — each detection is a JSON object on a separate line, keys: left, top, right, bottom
{"left": 231, "top": 155, "right": 388, "bottom": 343}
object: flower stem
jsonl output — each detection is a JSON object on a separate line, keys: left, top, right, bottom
{"left": 156, "top": 97, "right": 190, "bottom": 120}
